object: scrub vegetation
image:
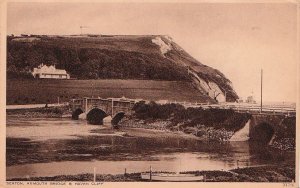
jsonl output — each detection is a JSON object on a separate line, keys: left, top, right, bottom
{"left": 7, "top": 35, "right": 238, "bottom": 101}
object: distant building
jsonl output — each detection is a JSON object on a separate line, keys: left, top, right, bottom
{"left": 32, "top": 64, "right": 70, "bottom": 79}
{"left": 236, "top": 98, "right": 244, "bottom": 103}
{"left": 156, "top": 100, "right": 169, "bottom": 104}
{"left": 246, "top": 95, "right": 256, "bottom": 104}
{"left": 12, "top": 37, "right": 41, "bottom": 42}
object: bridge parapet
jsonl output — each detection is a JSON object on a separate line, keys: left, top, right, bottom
{"left": 168, "top": 102, "right": 296, "bottom": 117}
{"left": 70, "top": 98, "right": 296, "bottom": 118}
{"left": 70, "top": 97, "right": 139, "bottom": 117}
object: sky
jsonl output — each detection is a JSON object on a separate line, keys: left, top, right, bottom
{"left": 7, "top": 2, "right": 298, "bottom": 102}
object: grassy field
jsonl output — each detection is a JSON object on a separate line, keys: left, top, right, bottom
{"left": 7, "top": 79, "right": 213, "bottom": 105}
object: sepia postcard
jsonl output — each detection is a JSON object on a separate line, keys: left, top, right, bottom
{"left": 0, "top": 0, "right": 299, "bottom": 188}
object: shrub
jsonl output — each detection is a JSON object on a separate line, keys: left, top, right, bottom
{"left": 133, "top": 101, "right": 250, "bottom": 131}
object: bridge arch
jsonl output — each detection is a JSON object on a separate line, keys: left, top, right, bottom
{"left": 72, "top": 108, "right": 84, "bottom": 120}
{"left": 86, "top": 108, "right": 108, "bottom": 125}
{"left": 250, "top": 122, "right": 275, "bottom": 144}
{"left": 111, "top": 112, "right": 126, "bottom": 126}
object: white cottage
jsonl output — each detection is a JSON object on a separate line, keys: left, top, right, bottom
{"left": 32, "top": 64, "right": 70, "bottom": 79}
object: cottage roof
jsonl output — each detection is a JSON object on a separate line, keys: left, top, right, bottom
{"left": 33, "top": 64, "right": 68, "bottom": 75}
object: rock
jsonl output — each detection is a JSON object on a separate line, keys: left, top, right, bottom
{"left": 78, "top": 113, "right": 87, "bottom": 120}
{"left": 183, "top": 127, "right": 197, "bottom": 134}
{"left": 103, "top": 116, "right": 112, "bottom": 123}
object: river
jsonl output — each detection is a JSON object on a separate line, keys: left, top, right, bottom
{"left": 6, "top": 117, "right": 294, "bottom": 180}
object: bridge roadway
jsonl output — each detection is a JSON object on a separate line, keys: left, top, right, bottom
{"left": 178, "top": 102, "right": 296, "bottom": 116}
{"left": 69, "top": 97, "right": 296, "bottom": 118}
{"left": 69, "top": 97, "right": 295, "bottom": 144}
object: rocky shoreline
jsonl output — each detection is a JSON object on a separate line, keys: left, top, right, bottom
{"left": 119, "top": 118, "right": 235, "bottom": 142}
{"left": 120, "top": 118, "right": 295, "bottom": 151}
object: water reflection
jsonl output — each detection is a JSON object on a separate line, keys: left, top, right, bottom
{"left": 6, "top": 117, "right": 294, "bottom": 179}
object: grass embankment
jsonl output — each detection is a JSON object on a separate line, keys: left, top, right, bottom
{"left": 121, "top": 101, "right": 251, "bottom": 142}
{"left": 7, "top": 79, "right": 213, "bottom": 105}
{"left": 8, "top": 165, "right": 295, "bottom": 182}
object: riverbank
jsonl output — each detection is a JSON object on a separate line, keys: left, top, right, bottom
{"left": 6, "top": 106, "right": 71, "bottom": 118}
{"left": 119, "top": 118, "right": 234, "bottom": 142}
{"left": 91, "top": 126, "right": 200, "bottom": 140}
{"left": 6, "top": 102, "right": 296, "bottom": 150}
{"left": 120, "top": 118, "right": 295, "bottom": 151}
{"left": 7, "top": 164, "right": 295, "bottom": 182}
{"left": 6, "top": 105, "right": 239, "bottom": 142}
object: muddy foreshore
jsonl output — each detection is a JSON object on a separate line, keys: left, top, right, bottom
{"left": 8, "top": 164, "right": 295, "bottom": 182}
{"left": 6, "top": 127, "right": 202, "bottom": 166}
{"left": 120, "top": 118, "right": 295, "bottom": 151}
{"left": 119, "top": 118, "right": 234, "bottom": 142}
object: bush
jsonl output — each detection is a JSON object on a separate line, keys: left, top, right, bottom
{"left": 276, "top": 117, "right": 296, "bottom": 139}
{"left": 7, "top": 70, "right": 34, "bottom": 79}
{"left": 133, "top": 101, "right": 250, "bottom": 131}
{"left": 7, "top": 41, "right": 189, "bottom": 81}
{"left": 133, "top": 101, "right": 184, "bottom": 120}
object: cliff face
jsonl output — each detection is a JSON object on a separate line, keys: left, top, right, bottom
{"left": 7, "top": 35, "right": 238, "bottom": 102}
{"left": 158, "top": 36, "right": 238, "bottom": 102}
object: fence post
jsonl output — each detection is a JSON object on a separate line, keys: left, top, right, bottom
{"left": 93, "top": 167, "right": 96, "bottom": 182}
{"left": 150, "top": 166, "right": 152, "bottom": 181}
{"left": 111, "top": 99, "right": 114, "bottom": 117}
{"left": 85, "top": 98, "right": 88, "bottom": 112}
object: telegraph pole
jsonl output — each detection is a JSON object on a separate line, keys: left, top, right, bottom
{"left": 111, "top": 98, "right": 114, "bottom": 117}
{"left": 80, "top": 26, "right": 89, "bottom": 35}
{"left": 260, "top": 69, "right": 263, "bottom": 113}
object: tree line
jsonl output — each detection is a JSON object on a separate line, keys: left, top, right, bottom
{"left": 7, "top": 40, "right": 189, "bottom": 81}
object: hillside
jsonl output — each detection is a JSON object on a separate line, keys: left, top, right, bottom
{"left": 6, "top": 79, "right": 213, "bottom": 105}
{"left": 7, "top": 35, "right": 239, "bottom": 102}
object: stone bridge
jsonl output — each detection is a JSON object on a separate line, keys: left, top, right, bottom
{"left": 248, "top": 114, "right": 295, "bottom": 144}
{"left": 69, "top": 97, "right": 139, "bottom": 125}
{"left": 69, "top": 97, "right": 295, "bottom": 139}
